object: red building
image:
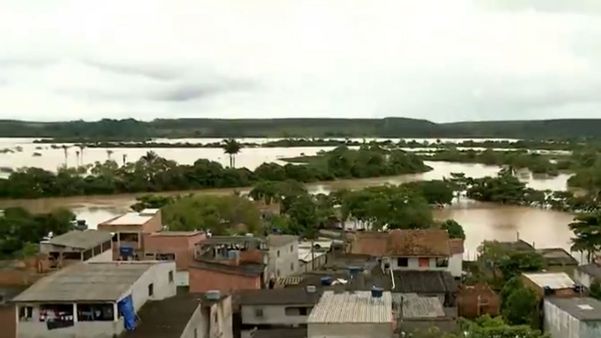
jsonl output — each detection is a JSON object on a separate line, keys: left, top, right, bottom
{"left": 188, "top": 236, "right": 267, "bottom": 293}
{"left": 142, "top": 231, "right": 206, "bottom": 286}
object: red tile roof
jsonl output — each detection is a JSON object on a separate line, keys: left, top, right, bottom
{"left": 350, "top": 229, "right": 451, "bottom": 257}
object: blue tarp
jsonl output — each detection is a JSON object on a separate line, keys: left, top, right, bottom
{"left": 118, "top": 295, "right": 136, "bottom": 331}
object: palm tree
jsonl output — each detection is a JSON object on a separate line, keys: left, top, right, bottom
{"left": 61, "top": 145, "right": 69, "bottom": 167}
{"left": 106, "top": 149, "right": 113, "bottom": 160}
{"left": 141, "top": 151, "right": 159, "bottom": 163}
{"left": 222, "top": 139, "right": 242, "bottom": 168}
{"left": 78, "top": 145, "right": 85, "bottom": 165}
{"left": 570, "top": 211, "right": 601, "bottom": 263}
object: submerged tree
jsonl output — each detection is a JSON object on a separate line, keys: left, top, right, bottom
{"left": 222, "top": 138, "right": 242, "bottom": 168}
{"left": 569, "top": 211, "right": 601, "bottom": 262}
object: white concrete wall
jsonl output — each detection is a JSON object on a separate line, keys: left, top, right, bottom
{"left": 308, "top": 322, "right": 393, "bottom": 338}
{"left": 449, "top": 253, "right": 462, "bottom": 278}
{"left": 180, "top": 305, "right": 204, "bottom": 338}
{"left": 574, "top": 270, "right": 592, "bottom": 288}
{"left": 241, "top": 304, "right": 312, "bottom": 325}
{"left": 544, "top": 299, "right": 581, "bottom": 338}
{"left": 176, "top": 271, "right": 189, "bottom": 287}
{"left": 124, "top": 262, "right": 177, "bottom": 312}
{"left": 86, "top": 249, "right": 113, "bottom": 262}
{"left": 268, "top": 241, "right": 299, "bottom": 279}
{"left": 17, "top": 318, "right": 126, "bottom": 338}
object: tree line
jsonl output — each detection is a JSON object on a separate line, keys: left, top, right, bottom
{"left": 0, "top": 146, "right": 430, "bottom": 199}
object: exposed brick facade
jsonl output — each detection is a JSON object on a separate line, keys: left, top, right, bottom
{"left": 142, "top": 232, "right": 206, "bottom": 271}
{"left": 189, "top": 268, "right": 261, "bottom": 293}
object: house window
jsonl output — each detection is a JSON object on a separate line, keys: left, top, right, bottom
{"left": 290, "top": 245, "right": 293, "bottom": 252}
{"left": 285, "top": 306, "right": 311, "bottom": 316}
{"left": 277, "top": 250, "right": 280, "bottom": 258}
{"left": 276, "top": 269, "right": 280, "bottom": 277}
{"left": 194, "top": 328, "right": 198, "bottom": 338}
{"left": 213, "top": 312, "right": 218, "bottom": 323}
{"left": 435, "top": 258, "right": 449, "bottom": 268}
{"left": 19, "top": 306, "right": 33, "bottom": 321}
{"left": 255, "top": 308, "right": 264, "bottom": 317}
{"left": 418, "top": 258, "right": 430, "bottom": 268}
{"left": 290, "top": 262, "right": 294, "bottom": 271}
{"left": 148, "top": 283, "right": 154, "bottom": 296}
{"left": 156, "top": 253, "right": 175, "bottom": 261}
{"left": 168, "top": 271, "right": 174, "bottom": 283}
{"left": 397, "top": 257, "right": 408, "bottom": 267}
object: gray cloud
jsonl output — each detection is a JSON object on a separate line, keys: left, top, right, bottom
{"left": 1, "top": 0, "right": 601, "bottom": 121}
{"left": 83, "top": 60, "right": 182, "bottom": 81}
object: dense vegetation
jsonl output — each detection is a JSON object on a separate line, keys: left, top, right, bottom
{"left": 428, "top": 149, "right": 568, "bottom": 176}
{"left": 3, "top": 117, "right": 601, "bottom": 138}
{"left": 161, "top": 195, "right": 262, "bottom": 235}
{"left": 0, "top": 147, "right": 430, "bottom": 199}
{"left": 0, "top": 208, "right": 75, "bottom": 258}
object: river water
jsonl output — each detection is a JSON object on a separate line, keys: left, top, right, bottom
{"left": 0, "top": 137, "right": 577, "bottom": 257}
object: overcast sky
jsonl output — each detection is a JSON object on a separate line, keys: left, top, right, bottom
{"left": 1, "top": 0, "right": 600, "bottom": 122}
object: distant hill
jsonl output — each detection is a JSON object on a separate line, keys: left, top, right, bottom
{"left": 1, "top": 117, "right": 600, "bottom": 139}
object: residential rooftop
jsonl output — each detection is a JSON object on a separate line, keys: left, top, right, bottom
{"left": 103, "top": 212, "right": 156, "bottom": 226}
{"left": 546, "top": 297, "right": 601, "bottom": 321}
{"left": 393, "top": 293, "right": 445, "bottom": 319}
{"left": 239, "top": 287, "right": 321, "bottom": 306}
{"left": 349, "top": 229, "right": 451, "bottom": 257}
{"left": 577, "top": 263, "right": 601, "bottom": 278}
{"left": 122, "top": 295, "right": 201, "bottom": 338}
{"left": 189, "top": 260, "right": 265, "bottom": 277}
{"left": 251, "top": 328, "right": 307, "bottom": 338}
{"left": 267, "top": 234, "right": 298, "bottom": 247}
{"left": 308, "top": 290, "right": 393, "bottom": 324}
{"left": 522, "top": 272, "right": 575, "bottom": 290}
{"left": 44, "top": 230, "right": 112, "bottom": 250}
{"left": 12, "top": 262, "right": 163, "bottom": 302}
{"left": 147, "top": 231, "right": 204, "bottom": 237}
{"left": 370, "top": 269, "right": 458, "bottom": 294}
{"left": 536, "top": 248, "right": 578, "bottom": 266}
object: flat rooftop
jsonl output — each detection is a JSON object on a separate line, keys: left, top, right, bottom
{"left": 239, "top": 287, "right": 321, "bottom": 306}
{"left": 147, "top": 231, "right": 203, "bottom": 237}
{"left": 105, "top": 212, "right": 155, "bottom": 226}
{"left": 546, "top": 297, "right": 601, "bottom": 321}
{"left": 12, "top": 262, "right": 160, "bottom": 302}
{"left": 523, "top": 272, "right": 575, "bottom": 289}
{"left": 44, "top": 230, "right": 112, "bottom": 250}
{"left": 308, "top": 290, "right": 393, "bottom": 324}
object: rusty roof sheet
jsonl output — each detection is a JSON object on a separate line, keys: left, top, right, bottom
{"left": 350, "top": 230, "right": 450, "bottom": 257}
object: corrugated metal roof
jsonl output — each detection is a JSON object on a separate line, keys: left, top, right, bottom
{"left": 522, "top": 272, "right": 575, "bottom": 289}
{"left": 46, "top": 230, "right": 112, "bottom": 250}
{"left": 392, "top": 293, "right": 445, "bottom": 319}
{"left": 12, "top": 262, "right": 163, "bottom": 302}
{"left": 308, "top": 291, "right": 393, "bottom": 324}
{"left": 298, "top": 248, "right": 327, "bottom": 263}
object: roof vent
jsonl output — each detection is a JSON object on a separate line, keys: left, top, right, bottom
{"left": 205, "top": 290, "right": 221, "bottom": 301}
{"left": 578, "top": 304, "right": 594, "bottom": 310}
{"left": 306, "top": 285, "right": 317, "bottom": 293}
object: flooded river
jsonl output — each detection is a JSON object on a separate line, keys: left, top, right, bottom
{"left": 0, "top": 137, "right": 577, "bottom": 257}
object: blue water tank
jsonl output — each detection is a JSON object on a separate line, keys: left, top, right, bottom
{"left": 120, "top": 246, "right": 134, "bottom": 258}
{"left": 371, "top": 286, "right": 384, "bottom": 298}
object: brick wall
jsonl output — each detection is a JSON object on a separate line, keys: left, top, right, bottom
{"left": 143, "top": 233, "right": 206, "bottom": 271}
{"left": 0, "top": 306, "right": 15, "bottom": 338}
{"left": 189, "top": 268, "right": 261, "bottom": 293}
